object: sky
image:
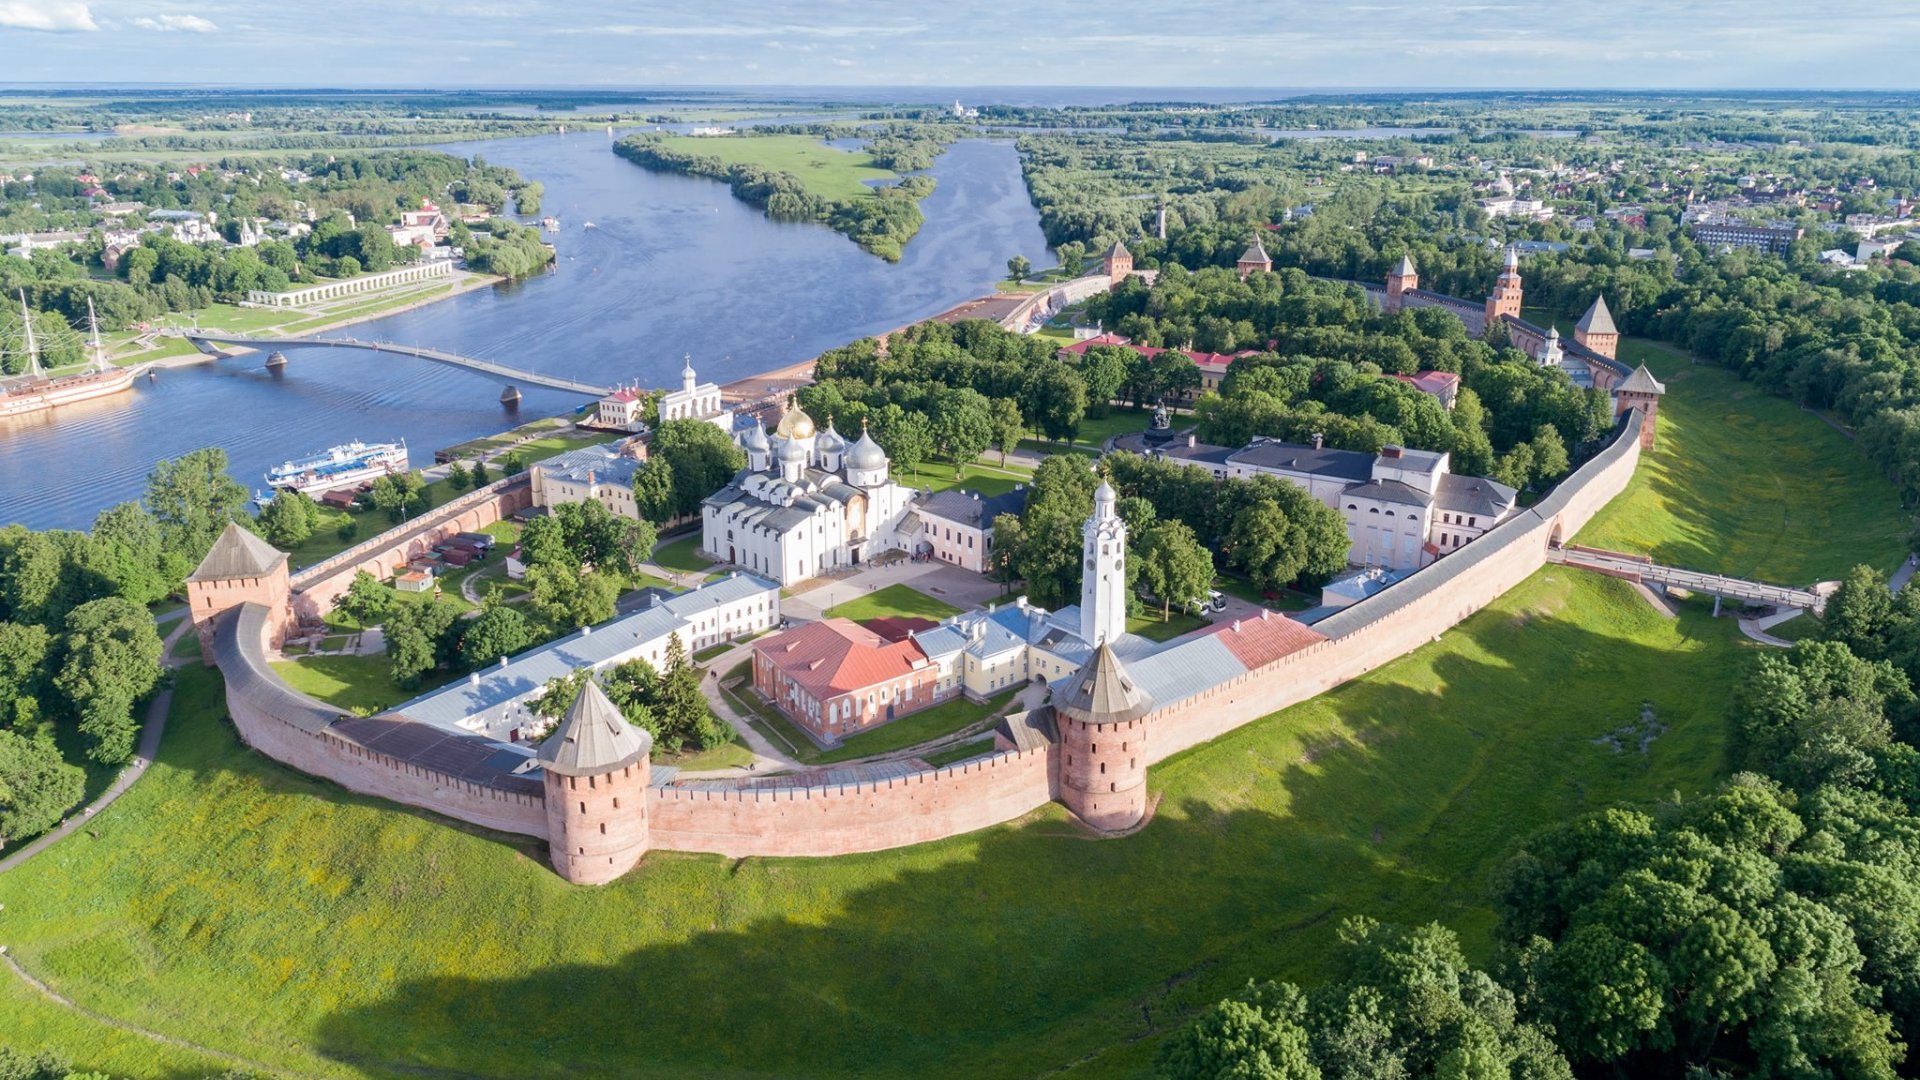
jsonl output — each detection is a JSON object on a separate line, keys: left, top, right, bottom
{"left": 2, "top": 0, "right": 1919, "bottom": 91}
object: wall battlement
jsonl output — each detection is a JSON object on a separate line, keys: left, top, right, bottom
{"left": 205, "top": 411, "right": 1647, "bottom": 880}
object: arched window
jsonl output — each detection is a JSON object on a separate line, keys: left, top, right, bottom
{"left": 1369, "top": 507, "right": 1380, "bottom": 515}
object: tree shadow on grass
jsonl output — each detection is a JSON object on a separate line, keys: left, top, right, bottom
{"left": 299, "top": 582, "right": 1743, "bottom": 1080}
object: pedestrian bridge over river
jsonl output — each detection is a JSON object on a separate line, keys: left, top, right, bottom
{"left": 183, "top": 334, "right": 614, "bottom": 398}
{"left": 1550, "top": 543, "right": 1830, "bottom": 614}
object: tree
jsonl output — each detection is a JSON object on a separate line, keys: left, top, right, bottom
{"left": 1824, "top": 564, "right": 1894, "bottom": 659}
{"left": 876, "top": 411, "right": 933, "bottom": 478}
{"left": 54, "top": 597, "right": 163, "bottom": 764}
{"left": 89, "top": 502, "right": 174, "bottom": 606}
{"left": 0, "top": 622, "right": 51, "bottom": 733}
{"left": 256, "top": 490, "right": 319, "bottom": 548}
{"left": 337, "top": 570, "right": 393, "bottom": 630}
{"left": 1158, "top": 981, "right": 1318, "bottom": 1080}
{"left": 1137, "top": 520, "right": 1214, "bottom": 620}
{"left": 631, "top": 460, "right": 676, "bottom": 524}
{"left": 990, "top": 397, "right": 1025, "bottom": 466}
{"left": 1026, "top": 364, "right": 1088, "bottom": 444}
{"left": 384, "top": 599, "right": 459, "bottom": 690}
{"left": 445, "top": 461, "right": 472, "bottom": 492}
{"left": 931, "top": 389, "right": 994, "bottom": 475}
{"left": 652, "top": 419, "right": 747, "bottom": 520}
{"left": 554, "top": 498, "right": 656, "bottom": 576}
{"left": 529, "top": 668, "right": 592, "bottom": 725}
{"left": 1007, "top": 254, "right": 1032, "bottom": 283}
{"left": 653, "top": 632, "right": 721, "bottom": 751}
{"left": 460, "top": 598, "right": 532, "bottom": 668}
{"left": 469, "top": 457, "right": 491, "bottom": 486}
{"left": 518, "top": 514, "right": 573, "bottom": 572}
{"left": 527, "top": 564, "right": 618, "bottom": 629}
{"left": 0, "top": 730, "right": 83, "bottom": 846}
{"left": 144, "top": 448, "right": 250, "bottom": 562}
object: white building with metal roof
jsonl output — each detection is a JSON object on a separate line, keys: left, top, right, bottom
{"left": 390, "top": 572, "right": 779, "bottom": 742}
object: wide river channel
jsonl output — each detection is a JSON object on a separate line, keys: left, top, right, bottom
{"left": 0, "top": 131, "right": 1053, "bottom": 530}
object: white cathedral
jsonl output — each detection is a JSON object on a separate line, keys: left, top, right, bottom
{"left": 700, "top": 400, "right": 919, "bottom": 585}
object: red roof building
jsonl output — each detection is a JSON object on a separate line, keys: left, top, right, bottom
{"left": 751, "top": 618, "right": 948, "bottom": 744}
{"left": 1388, "top": 370, "right": 1461, "bottom": 410}
{"left": 1201, "top": 608, "right": 1327, "bottom": 669}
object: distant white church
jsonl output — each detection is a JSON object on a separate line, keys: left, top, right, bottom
{"left": 700, "top": 400, "right": 918, "bottom": 584}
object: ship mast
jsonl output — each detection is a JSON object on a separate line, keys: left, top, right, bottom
{"left": 87, "top": 296, "right": 109, "bottom": 374}
{"left": 16, "top": 289, "right": 41, "bottom": 379}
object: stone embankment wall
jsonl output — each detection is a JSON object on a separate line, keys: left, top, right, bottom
{"left": 999, "top": 274, "right": 1114, "bottom": 334}
{"left": 289, "top": 476, "right": 533, "bottom": 621}
{"left": 215, "top": 412, "right": 1644, "bottom": 866}
{"left": 215, "top": 603, "right": 547, "bottom": 838}
{"left": 647, "top": 747, "right": 1058, "bottom": 857}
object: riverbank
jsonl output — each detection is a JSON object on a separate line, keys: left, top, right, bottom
{"left": 134, "top": 270, "right": 503, "bottom": 371}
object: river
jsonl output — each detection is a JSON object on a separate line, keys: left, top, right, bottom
{"left": 0, "top": 132, "right": 1053, "bottom": 530}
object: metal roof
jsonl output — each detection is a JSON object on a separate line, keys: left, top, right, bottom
{"left": 1055, "top": 643, "right": 1154, "bottom": 724}
{"left": 1228, "top": 439, "right": 1373, "bottom": 481}
{"left": 1574, "top": 295, "right": 1618, "bottom": 336}
{"left": 1125, "top": 634, "right": 1249, "bottom": 712}
{"left": 1345, "top": 479, "right": 1432, "bottom": 507}
{"left": 534, "top": 677, "right": 651, "bottom": 777}
{"left": 1433, "top": 474, "right": 1518, "bottom": 517}
{"left": 187, "top": 522, "right": 288, "bottom": 583}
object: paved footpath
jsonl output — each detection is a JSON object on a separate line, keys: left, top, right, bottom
{"left": 0, "top": 612, "right": 191, "bottom": 876}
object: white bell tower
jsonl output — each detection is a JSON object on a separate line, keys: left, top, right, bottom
{"left": 1080, "top": 478, "right": 1129, "bottom": 646}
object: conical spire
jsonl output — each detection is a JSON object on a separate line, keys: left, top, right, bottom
{"left": 1618, "top": 364, "right": 1665, "bottom": 396}
{"left": 1056, "top": 642, "right": 1153, "bottom": 725}
{"left": 535, "top": 677, "right": 651, "bottom": 777}
{"left": 1393, "top": 253, "right": 1417, "bottom": 277}
{"left": 185, "top": 521, "right": 288, "bottom": 583}
{"left": 1503, "top": 245, "right": 1520, "bottom": 270}
{"left": 1575, "top": 295, "right": 1617, "bottom": 336}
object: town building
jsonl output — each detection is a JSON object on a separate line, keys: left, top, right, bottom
{"left": 391, "top": 572, "right": 779, "bottom": 742}
{"left": 593, "top": 388, "right": 645, "bottom": 431}
{"left": 753, "top": 618, "right": 946, "bottom": 742}
{"left": 908, "top": 487, "right": 1029, "bottom": 573}
{"left": 701, "top": 400, "right": 918, "bottom": 584}
{"left": 656, "top": 357, "right": 732, "bottom": 432}
{"left": 1236, "top": 236, "right": 1272, "bottom": 279}
{"left": 1690, "top": 222, "right": 1803, "bottom": 253}
{"left": 1225, "top": 437, "right": 1519, "bottom": 572}
{"left": 528, "top": 439, "right": 651, "bottom": 521}
{"left": 1388, "top": 370, "right": 1461, "bottom": 409}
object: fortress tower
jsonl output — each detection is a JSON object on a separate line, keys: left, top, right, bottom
{"left": 537, "top": 678, "right": 653, "bottom": 885}
{"left": 1100, "top": 240, "right": 1133, "bottom": 284}
{"left": 1485, "top": 245, "right": 1523, "bottom": 325}
{"left": 1385, "top": 254, "right": 1418, "bottom": 313}
{"left": 1056, "top": 643, "right": 1153, "bottom": 831}
{"left": 1573, "top": 295, "right": 1619, "bottom": 360}
{"left": 185, "top": 522, "right": 294, "bottom": 660}
{"left": 1236, "top": 236, "right": 1272, "bottom": 280}
{"left": 1080, "top": 477, "right": 1129, "bottom": 647}
{"left": 1614, "top": 364, "right": 1666, "bottom": 449}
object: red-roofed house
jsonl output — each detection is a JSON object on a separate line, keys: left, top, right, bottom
{"left": 1388, "top": 370, "right": 1461, "bottom": 410}
{"left": 595, "top": 386, "right": 644, "bottom": 430}
{"left": 1202, "top": 608, "right": 1327, "bottom": 668}
{"left": 752, "top": 618, "right": 946, "bottom": 743}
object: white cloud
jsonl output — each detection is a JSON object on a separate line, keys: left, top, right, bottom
{"left": 131, "top": 12, "right": 217, "bottom": 31}
{"left": 0, "top": 1, "right": 97, "bottom": 31}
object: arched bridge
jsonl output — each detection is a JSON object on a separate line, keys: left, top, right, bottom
{"left": 183, "top": 334, "right": 613, "bottom": 398}
{"left": 1550, "top": 544, "right": 1829, "bottom": 614}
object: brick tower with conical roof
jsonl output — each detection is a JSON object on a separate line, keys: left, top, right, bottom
{"left": 1385, "top": 254, "right": 1418, "bottom": 313}
{"left": 1614, "top": 363, "right": 1666, "bottom": 449}
{"left": 1573, "top": 295, "right": 1619, "bottom": 360}
{"left": 1485, "top": 245, "right": 1523, "bottom": 325}
{"left": 184, "top": 521, "right": 293, "bottom": 660}
{"left": 537, "top": 678, "right": 653, "bottom": 884}
{"left": 1055, "top": 642, "right": 1153, "bottom": 831}
{"left": 1236, "top": 235, "right": 1272, "bottom": 280}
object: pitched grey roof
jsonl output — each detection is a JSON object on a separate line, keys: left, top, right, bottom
{"left": 1344, "top": 479, "right": 1432, "bottom": 507}
{"left": 1618, "top": 364, "right": 1666, "bottom": 395}
{"left": 918, "top": 487, "right": 1029, "bottom": 529}
{"left": 999, "top": 707, "right": 1058, "bottom": 752}
{"left": 1102, "top": 240, "right": 1131, "bottom": 260}
{"left": 1239, "top": 238, "right": 1271, "bottom": 264}
{"left": 187, "top": 522, "right": 287, "bottom": 583}
{"left": 1055, "top": 643, "right": 1153, "bottom": 725}
{"left": 1574, "top": 295, "right": 1617, "bottom": 336}
{"left": 1126, "top": 634, "right": 1249, "bottom": 711}
{"left": 1228, "top": 439, "right": 1373, "bottom": 482}
{"left": 535, "top": 677, "right": 651, "bottom": 777}
{"left": 1434, "top": 473, "right": 1518, "bottom": 517}
{"left": 1393, "top": 254, "right": 1417, "bottom": 277}
{"left": 534, "top": 443, "right": 646, "bottom": 487}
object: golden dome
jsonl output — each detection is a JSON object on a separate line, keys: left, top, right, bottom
{"left": 774, "top": 396, "right": 816, "bottom": 440}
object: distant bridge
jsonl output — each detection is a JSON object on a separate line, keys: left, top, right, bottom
{"left": 183, "top": 334, "right": 613, "bottom": 398}
{"left": 1549, "top": 544, "right": 1829, "bottom": 614}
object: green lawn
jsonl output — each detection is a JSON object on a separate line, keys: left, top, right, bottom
{"left": 1574, "top": 338, "right": 1907, "bottom": 582}
{"left": 662, "top": 728, "right": 756, "bottom": 772}
{"left": 922, "top": 736, "right": 1001, "bottom": 768}
{"left": 653, "top": 133, "right": 898, "bottom": 202}
{"left": 916, "top": 460, "right": 1035, "bottom": 498}
{"left": 269, "top": 654, "right": 419, "bottom": 716}
{"left": 651, "top": 534, "right": 715, "bottom": 575}
{"left": 823, "top": 583, "right": 964, "bottom": 624}
{"left": 1127, "top": 610, "right": 1210, "bottom": 642}
{"left": 813, "top": 690, "right": 1017, "bottom": 766}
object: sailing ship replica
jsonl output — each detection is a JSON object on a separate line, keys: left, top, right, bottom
{"left": 0, "top": 292, "right": 142, "bottom": 419}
